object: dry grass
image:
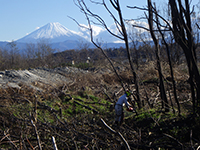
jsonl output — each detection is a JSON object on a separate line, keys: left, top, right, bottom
{"left": 0, "top": 61, "right": 199, "bottom": 149}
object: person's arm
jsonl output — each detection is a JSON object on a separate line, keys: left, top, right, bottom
{"left": 125, "top": 98, "right": 131, "bottom": 108}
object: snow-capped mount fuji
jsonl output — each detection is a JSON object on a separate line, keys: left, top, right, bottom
{"left": 2, "top": 22, "right": 127, "bottom": 51}
{"left": 17, "top": 22, "right": 87, "bottom": 43}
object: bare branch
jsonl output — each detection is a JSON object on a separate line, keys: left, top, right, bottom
{"left": 128, "top": 4, "right": 174, "bottom": 32}
{"left": 79, "top": 0, "right": 124, "bottom": 40}
{"left": 52, "top": 136, "right": 58, "bottom": 150}
{"left": 127, "top": 6, "right": 148, "bottom": 11}
{"left": 109, "top": 0, "right": 118, "bottom": 10}
{"left": 196, "top": 23, "right": 200, "bottom": 29}
{"left": 31, "top": 120, "right": 42, "bottom": 150}
{"left": 3, "top": 130, "right": 18, "bottom": 149}
{"left": 89, "top": 0, "right": 103, "bottom": 5}
{"left": 0, "top": 134, "right": 10, "bottom": 143}
{"left": 127, "top": 18, "right": 169, "bottom": 32}
{"left": 197, "top": 145, "right": 200, "bottom": 150}
{"left": 68, "top": 16, "right": 90, "bottom": 30}
{"left": 26, "top": 136, "right": 35, "bottom": 150}
{"left": 102, "top": 0, "right": 123, "bottom": 35}
{"left": 163, "top": 133, "right": 183, "bottom": 148}
{"left": 100, "top": 118, "right": 131, "bottom": 150}
{"left": 73, "top": 0, "right": 126, "bottom": 91}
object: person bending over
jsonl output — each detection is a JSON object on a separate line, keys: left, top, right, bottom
{"left": 115, "top": 90, "right": 133, "bottom": 126}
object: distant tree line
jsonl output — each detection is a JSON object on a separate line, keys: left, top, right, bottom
{"left": 1, "top": 39, "right": 198, "bottom": 71}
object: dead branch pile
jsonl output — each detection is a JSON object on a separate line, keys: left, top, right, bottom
{"left": 0, "top": 64, "right": 199, "bottom": 149}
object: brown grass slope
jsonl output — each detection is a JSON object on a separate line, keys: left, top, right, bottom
{"left": 0, "top": 62, "right": 199, "bottom": 149}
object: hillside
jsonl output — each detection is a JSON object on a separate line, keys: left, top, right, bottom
{"left": 0, "top": 63, "right": 199, "bottom": 149}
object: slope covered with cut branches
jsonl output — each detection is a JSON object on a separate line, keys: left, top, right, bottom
{"left": 0, "top": 62, "right": 199, "bottom": 149}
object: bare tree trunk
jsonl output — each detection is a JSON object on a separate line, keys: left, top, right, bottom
{"left": 154, "top": 7, "right": 180, "bottom": 115}
{"left": 115, "top": 1, "right": 141, "bottom": 108}
{"left": 161, "top": 34, "right": 180, "bottom": 115}
{"left": 169, "top": 0, "right": 200, "bottom": 114}
{"left": 147, "top": 0, "right": 169, "bottom": 112}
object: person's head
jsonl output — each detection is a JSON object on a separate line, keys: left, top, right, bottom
{"left": 125, "top": 90, "right": 131, "bottom": 97}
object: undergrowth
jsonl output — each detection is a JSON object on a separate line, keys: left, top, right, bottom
{"left": 0, "top": 62, "right": 200, "bottom": 149}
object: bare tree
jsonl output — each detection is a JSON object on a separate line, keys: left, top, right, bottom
{"left": 36, "top": 40, "right": 55, "bottom": 67}
{"left": 128, "top": 0, "right": 199, "bottom": 114}
{"left": 151, "top": 3, "right": 180, "bottom": 114}
{"left": 6, "top": 41, "right": 20, "bottom": 69}
{"left": 147, "top": 0, "right": 169, "bottom": 112}
{"left": 169, "top": 0, "right": 200, "bottom": 114}
{"left": 128, "top": 27, "right": 141, "bottom": 70}
{"left": 25, "top": 43, "right": 37, "bottom": 68}
{"left": 74, "top": 0, "right": 141, "bottom": 108}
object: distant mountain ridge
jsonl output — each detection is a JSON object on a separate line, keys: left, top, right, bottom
{"left": 0, "top": 22, "right": 127, "bottom": 52}
{"left": 16, "top": 22, "right": 86, "bottom": 43}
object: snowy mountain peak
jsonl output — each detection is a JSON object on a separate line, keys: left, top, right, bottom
{"left": 17, "top": 22, "right": 85, "bottom": 43}
{"left": 38, "top": 22, "right": 73, "bottom": 38}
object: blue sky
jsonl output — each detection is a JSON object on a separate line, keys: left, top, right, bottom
{"left": 0, "top": 0, "right": 199, "bottom": 42}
